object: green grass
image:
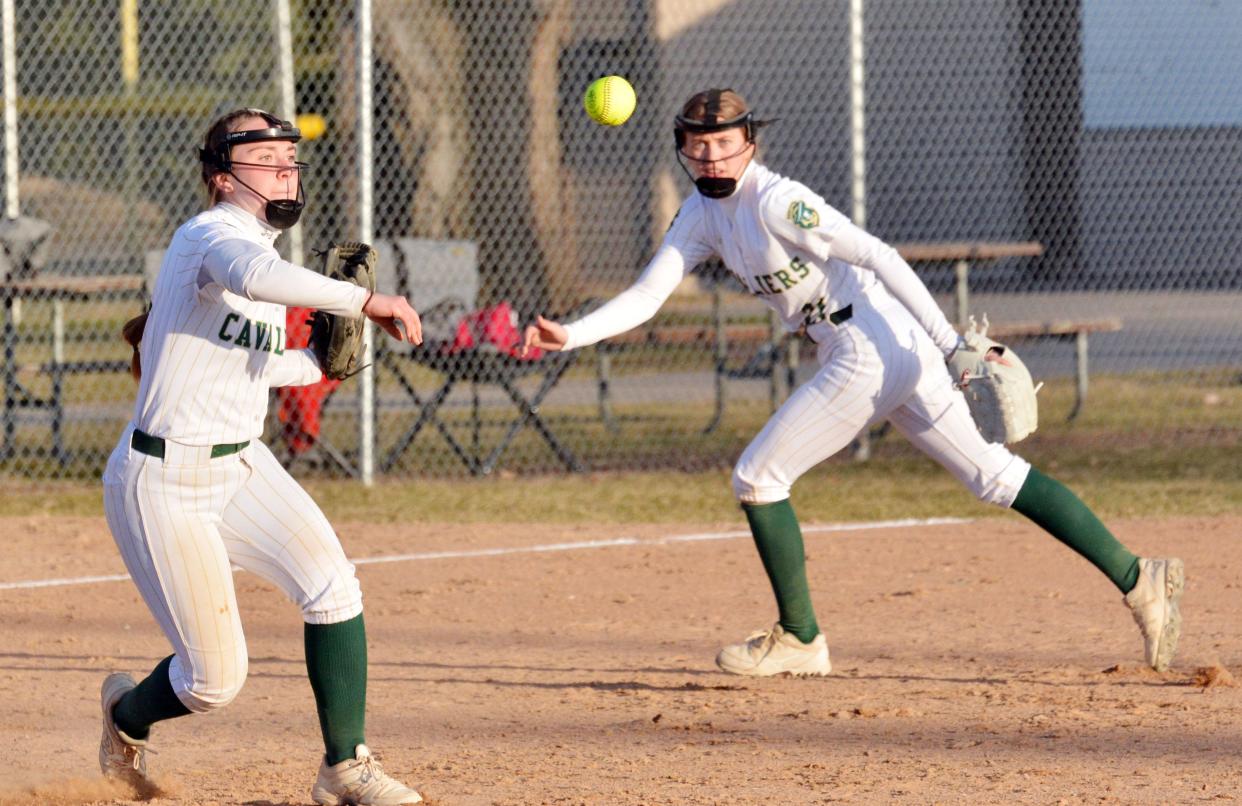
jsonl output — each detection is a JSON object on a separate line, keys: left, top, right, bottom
{"left": 300, "top": 421, "right": 1242, "bottom": 523}
{"left": 1, "top": 359, "right": 1239, "bottom": 523}
{"left": 5, "top": 437, "right": 1239, "bottom": 523}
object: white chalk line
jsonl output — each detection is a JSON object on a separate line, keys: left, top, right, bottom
{"left": 0, "top": 516, "right": 970, "bottom": 591}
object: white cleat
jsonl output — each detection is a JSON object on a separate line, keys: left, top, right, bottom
{"left": 716, "top": 623, "right": 832, "bottom": 677}
{"left": 311, "top": 744, "right": 423, "bottom": 805}
{"left": 1124, "top": 557, "right": 1185, "bottom": 672}
{"left": 99, "top": 673, "right": 149, "bottom": 786}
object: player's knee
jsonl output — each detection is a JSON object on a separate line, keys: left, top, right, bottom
{"left": 181, "top": 655, "right": 248, "bottom": 712}
{"left": 190, "top": 676, "right": 246, "bottom": 711}
{"left": 942, "top": 447, "right": 1030, "bottom": 509}
{"left": 732, "top": 460, "right": 790, "bottom": 504}
{"left": 301, "top": 568, "right": 363, "bottom": 624}
{"left": 973, "top": 476, "right": 1013, "bottom": 507}
{"left": 969, "top": 459, "right": 1030, "bottom": 507}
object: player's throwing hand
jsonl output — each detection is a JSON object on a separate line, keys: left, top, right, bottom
{"left": 363, "top": 292, "right": 423, "bottom": 344}
{"left": 520, "top": 315, "right": 567, "bottom": 357}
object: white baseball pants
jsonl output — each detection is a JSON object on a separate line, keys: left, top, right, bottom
{"left": 103, "top": 424, "right": 363, "bottom": 713}
{"left": 733, "top": 288, "right": 1030, "bottom": 505}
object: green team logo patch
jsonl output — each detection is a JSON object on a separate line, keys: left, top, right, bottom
{"left": 787, "top": 200, "right": 820, "bottom": 230}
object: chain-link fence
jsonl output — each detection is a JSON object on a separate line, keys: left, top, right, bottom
{"left": 2, "top": 0, "right": 1239, "bottom": 480}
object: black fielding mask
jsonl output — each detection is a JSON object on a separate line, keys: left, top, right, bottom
{"left": 199, "top": 110, "right": 308, "bottom": 230}
{"left": 691, "top": 175, "right": 743, "bottom": 199}
{"left": 673, "top": 89, "right": 769, "bottom": 199}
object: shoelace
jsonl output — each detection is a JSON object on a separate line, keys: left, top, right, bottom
{"left": 105, "top": 737, "right": 151, "bottom": 775}
{"left": 357, "top": 752, "right": 400, "bottom": 790}
{"left": 126, "top": 743, "right": 156, "bottom": 768}
{"left": 357, "top": 753, "right": 379, "bottom": 785}
{"left": 357, "top": 753, "right": 413, "bottom": 795}
{"left": 746, "top": 629, "right": 778, "bottom": 652}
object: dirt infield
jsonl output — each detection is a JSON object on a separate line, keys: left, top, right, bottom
{"left": 2, "top": 514, "right": 1239, "bottom": 805}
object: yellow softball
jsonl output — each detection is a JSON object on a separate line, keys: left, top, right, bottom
{"left": 583, "top": 76, "right": 636, "bottom": 126}
{"left": 295, "top": 113, "right": 327, "bottom": 141}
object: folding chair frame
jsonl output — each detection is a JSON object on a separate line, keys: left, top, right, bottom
{"left": 377, "top": 344, "right": 583, "bottom": 476}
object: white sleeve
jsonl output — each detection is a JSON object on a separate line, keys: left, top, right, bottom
{"left": 821, "top": 223, "right": 961, "bottom": 356}
{"left": 766, "top": 191, "right": 960, "bottom": 356}
{"left": 562, "top": 246, "right": 689, "bottom": 350}
{"left": 266, "top": 347, "right": 324, "bottom": 388}
{"left": 200, "top": 235, "right": 369, "bottom": 316}
{"left": 562, "top": 199, "right": 716, "bottom": 350}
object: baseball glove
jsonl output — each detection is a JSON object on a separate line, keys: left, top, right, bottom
{"left": 946, "top": 315, "right": 1041, "bottom": 444}
{"left": 308, "top": 242, "right": 377, "bottom": 380}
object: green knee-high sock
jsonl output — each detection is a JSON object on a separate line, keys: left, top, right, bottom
{"left": 112, "top": 654, "right": 192, "bottom": 740}
{"left": 742, "top": 500, "right": 821, "bottom": 644}
{"left": 1011, "top": 467, "right": 1140, "bottom": 593}
{"left": 305, "top": 613, "right": 368, "bottom": 765}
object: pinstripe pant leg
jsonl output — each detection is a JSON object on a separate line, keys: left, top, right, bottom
{"left": 887, "top": 360, "right": 1032, "bottom": 507}
{"left": 732, "top": 302, "right": 924, "bottom": 504}
{"left": 217, "top": 441, "right": 363, "bottom": 626}
{"left": 103, "top": 445, "right": 251, "bottom": 713}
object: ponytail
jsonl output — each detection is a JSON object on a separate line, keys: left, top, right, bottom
{"left": 121, "top": 311, "right": 148, "bottom": 381}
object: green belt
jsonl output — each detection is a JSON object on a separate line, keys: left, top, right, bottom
{"left": 131, "top": 429, "right": 249, "bottom": 460}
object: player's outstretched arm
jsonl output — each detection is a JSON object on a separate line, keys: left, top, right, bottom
{"left": 363, "top": 292, "right": 423, "bottom": 344}
{"left": 520, "top": 315, "right": 567, "bottom": 357}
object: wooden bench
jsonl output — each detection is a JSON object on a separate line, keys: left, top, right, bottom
{"left": 895, "top": 240, "right": 1044, "bottom": 325}
{"left": 982, "top": 317, "right": 1123, "bottom": 421}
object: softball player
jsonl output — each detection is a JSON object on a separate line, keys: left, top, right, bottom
{"left": 523, "top": 89, "right": 1183, "bottom": 678}
{"left": 99, "top": 109, "right": 424, "bottom": 804}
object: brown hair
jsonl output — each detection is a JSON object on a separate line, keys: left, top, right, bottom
{"left": 121, "top": 311, "right": 148, "bottom": 381}
{"left": 200, "top": 107, "right": 286, "bottom": 205}
{"left": 679, "top": 89, "right": 750, "bottom": 127}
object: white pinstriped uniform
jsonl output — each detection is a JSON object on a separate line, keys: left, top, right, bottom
{"left": 103, "top": 202, "right": 370, "bottom": 713}
{"left": 562, "top": 162, "right": 1030, "bottom": 506}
